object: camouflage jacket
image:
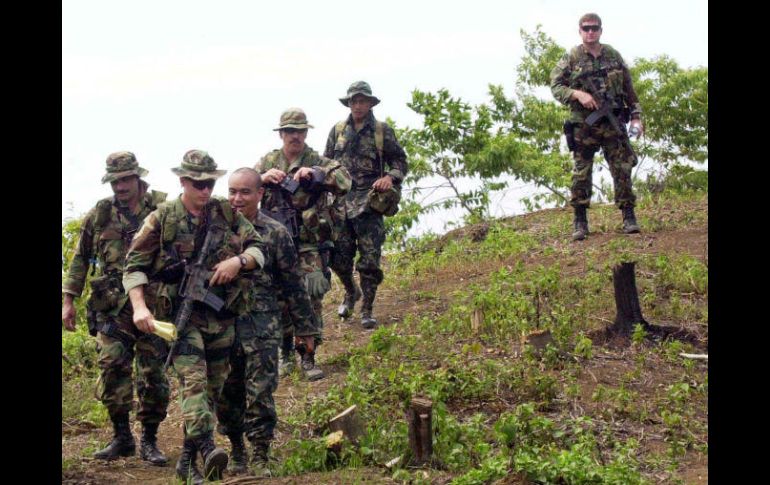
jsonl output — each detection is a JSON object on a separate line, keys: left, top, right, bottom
{"left": 122, "top": 196, "right": 265, "bottom": 321}
{"left": 324, "top": 111, "right": 408, "bottom": 219}
{"left": 550, "top": 44, "right": 642, "bottom": 123}
{"left": 62, "top": 189, "right": 166, "bottom": 316}
{"left": 248, "top": 212, "right": 318, "bottom": 337}
{"left": 255, "top": 144, "right": 351, "bottom": 249}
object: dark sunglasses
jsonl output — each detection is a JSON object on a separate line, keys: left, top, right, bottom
{"left": 581, "top": 25, "right": 601, "bottom": 32}
{"left": 189, "top": 179, "right": 216, "bottom": 191}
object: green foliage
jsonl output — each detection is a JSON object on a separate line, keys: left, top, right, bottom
{"left": 387, "top": 26, "right": 707, "bottom": 247}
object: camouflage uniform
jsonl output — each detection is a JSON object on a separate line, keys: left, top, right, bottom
{"left": 325, "top": 82, "right": 408, "bottom": 325}
{"left": 62, "top": 152, "right": 169, "bottom": 463}
{"left": 216, "top": 211, "right": 318, "bottom": 449}
{"left": 123, "top": 150, "right": 265, "bottom": 482}
{"left": 256, "top": 113, "right": 351, "bottom": 343}
{"left": 550, "top": 44, "right": 642, "bottom": 210}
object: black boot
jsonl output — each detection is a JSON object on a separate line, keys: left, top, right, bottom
{"left": 197, "top": 431, "right": 228, "bottom": 481}
{"left": 227, "top": 433, "right": 248, "bottom": 474}
{"left": 298, "top": 346, "right": 325, "bottom": 381}
{"left": 249, "top": 440, "right": 272, "bottom": 477}
{"left": 360, "top": 282, "right": 378, "bottom": 329}
{"left": 278, "top": 332, "right": 296, "bottom": 378}
{"left": 175, "top": 437, "right": 203, "bottom": 485}
{"left": 337, "top": 272, "right": 362, "bottom": 318}
{"left": 621, "top": 205, "right": 640, "bottom": 234}
{"left": 572, "top": 205, "right": 589, "bottom": 241}
{"left": 139, "top": 422, "right": 168, "bottom": 466}
{"left": 94, "top": 413, "right": 136, "bottom": 460}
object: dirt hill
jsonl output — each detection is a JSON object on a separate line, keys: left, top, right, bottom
{"left": 63, "top": 192, "right": 708, "bottom": 484}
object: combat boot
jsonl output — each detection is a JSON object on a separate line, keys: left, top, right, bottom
{"left": 227, "top": 433, "right": 248, "bottom": 475}
{"left": 249, "top": 440, "right": 272, "bottom": 478}
{"left": 278, "top": 333, "right": 296, "bottom": 378}
{"left": 94, "top": 413, "right": 136, "bottom": 460}
{"left": 572, "top": 205, "right": 589, "bottom": 241}
{"left": 139, "top": 422, "right": 168, "bottom": 466}
{"left": 337, "top": 273, "right": 362, "bottom": 318}
{"left": 175, "top": 437, "right": 204, "bottom": 485}
{"left": 197, "top": 431, "right": 228, "bottom": 481}
{"left": 621, "top": 205, "right": 640, "bottom": 234}
{"left": 360, "top": 283, "right": 378, "bottom": 329}
{"left": 299, "top": 349, "right": 325, "bottom": 381}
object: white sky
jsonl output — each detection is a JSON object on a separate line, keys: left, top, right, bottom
{"left": 62, "top": 0, "right": 708, "bottom": 235}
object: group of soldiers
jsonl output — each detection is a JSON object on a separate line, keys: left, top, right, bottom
{"left": 62, "top": 81, "right": 406, "bottom": 482}
{"left": 62, "top": 12, "right": 645, "bottom": 484}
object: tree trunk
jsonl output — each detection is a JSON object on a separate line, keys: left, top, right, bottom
{"left": 407, "top": 397, "right": 433, "bottom": 465}
{"left": 609, "top": 262, "right": 650, "bottom": 336}
{"left": 328, "top": 405, "right": 363, "bottom": 445}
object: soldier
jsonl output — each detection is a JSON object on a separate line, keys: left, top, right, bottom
{"left": 256, "top": 108, "right": 351, "bottom": 380}
{"left": 325, "top": 81, "right": 408, "bottom": 329}
{"left": 550, "top": 12, "right": 644, "bottom": 241}
{"left": 123, "top": 150, "right": 266, "bottom": 484}
{"left": 216, "top": 168, "right": 320, "bottom": 476}
{"left": 61, "top": 151, "right": 170, "bottom": 466}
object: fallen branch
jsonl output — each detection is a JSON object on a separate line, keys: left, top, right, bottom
{"left": 679, "top": 353, "right": 708, "bottom": 360}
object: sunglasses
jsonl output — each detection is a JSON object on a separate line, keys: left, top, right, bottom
{"left": 189, "top": 179, "right": 216, "bottom": 191}
{"left": 581, "top": 25, "right": 601, "bottom": 32}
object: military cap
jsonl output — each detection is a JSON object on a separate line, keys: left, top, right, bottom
{"left": 273, "top": 108, "right": 314, "bottom": 131}
{"left": 101, "top": 151, "right": 149, "bottom": 184}
{"left": 339, "top": 80, "right": 381, "bottom": 107}
{"left": 170, "top": 149, "right": 227, "bottom": 181}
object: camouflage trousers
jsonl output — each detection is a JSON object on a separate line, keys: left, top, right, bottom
{"left": 330, "top": 211, "right": 385, "bottom": 291}
{"left": 171, "top": 309, "right": 235, "bottom": 439}
{"left": 217, "top": 311, "right": 280, "bottom": 443}
{"left": 281, "top": 248, "right": 327, "bottom": 344}
{"left": 570, "top": 119, "right": 638, "bottom": 209}
{"left": 95, "top": 305, "right": 169, "bottom": 424}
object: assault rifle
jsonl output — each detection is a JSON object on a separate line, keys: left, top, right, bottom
{"left": 163, "top": 222, "right": 226, "bottom": 371}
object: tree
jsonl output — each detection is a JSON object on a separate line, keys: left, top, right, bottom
{"left": 388, "top": 26, "right": 707, "bottom": 247}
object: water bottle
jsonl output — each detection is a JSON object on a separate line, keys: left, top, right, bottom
{"left": 628, "top": 125, "right": 641, "bottom": 137}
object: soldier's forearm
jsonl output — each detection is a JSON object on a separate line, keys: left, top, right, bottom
{"left": 128, "top": 286, "right": 148, "bottom": 312}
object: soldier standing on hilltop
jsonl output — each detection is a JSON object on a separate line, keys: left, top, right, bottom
{"left": 550, "top": 13, "right": 644, "bottom": 241}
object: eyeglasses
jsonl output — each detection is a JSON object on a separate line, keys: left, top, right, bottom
{"left": 281, "top": 128, "right": 307, "bottom": 135}
{"left": 189, "top": 179, "right": 216, "bottom": 191}
{"left": 581, "top": 25, "right": 601, "bottom": 32}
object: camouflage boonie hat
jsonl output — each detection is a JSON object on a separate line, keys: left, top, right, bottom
{"left": 339, "top": 80, "right": 381, "bottom": 107}
{"left": 170, "top": 149, "right": 227, "bottom": 181}
{"left": 273, "top": 108, "right": 314, "bottom": 131}
{"left": 101, "top": 151, "right": 149, "bottom": 184}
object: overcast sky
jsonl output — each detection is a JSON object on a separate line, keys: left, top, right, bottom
{"left": 62, "top": 0, "right": 708, "bottom": 234}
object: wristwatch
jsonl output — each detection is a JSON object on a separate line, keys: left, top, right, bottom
{"left": 238, "top": 255, "right": 248, "bottom": 268}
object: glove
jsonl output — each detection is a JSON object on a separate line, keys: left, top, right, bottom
{"left": 305, "top": 269, "right": 331, "bottom": 298}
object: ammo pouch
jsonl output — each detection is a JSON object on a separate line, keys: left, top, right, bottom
{"left": 563, "top": 120, "right": 576, "bottom": 152}
{"left": 366, "top": 185, "right": 401, "bottom": 217}
{"left": 87, "top": 274, "right": 122, "bottom": 313}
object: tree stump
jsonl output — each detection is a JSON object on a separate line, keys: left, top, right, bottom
{"left": 608, "top": 262, "right": 651, "bottom": 337}
{"left": 407, "top": 397, "right": 433, "bottom": 465}
{"left": 328, "top": 405, "right": 363, "bottom": 445}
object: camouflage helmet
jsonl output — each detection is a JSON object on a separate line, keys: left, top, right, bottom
{"left": 171, "top": 149, "right": 227, "bottom": 181}
{"left": 339, "top": 81, "right": 381, "bottom": 107}
{"left": 273, "top": 107, "right": 314, "bottom": 131}
{"left": 101, "top": 151, "right": 149, "bottom": 184}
